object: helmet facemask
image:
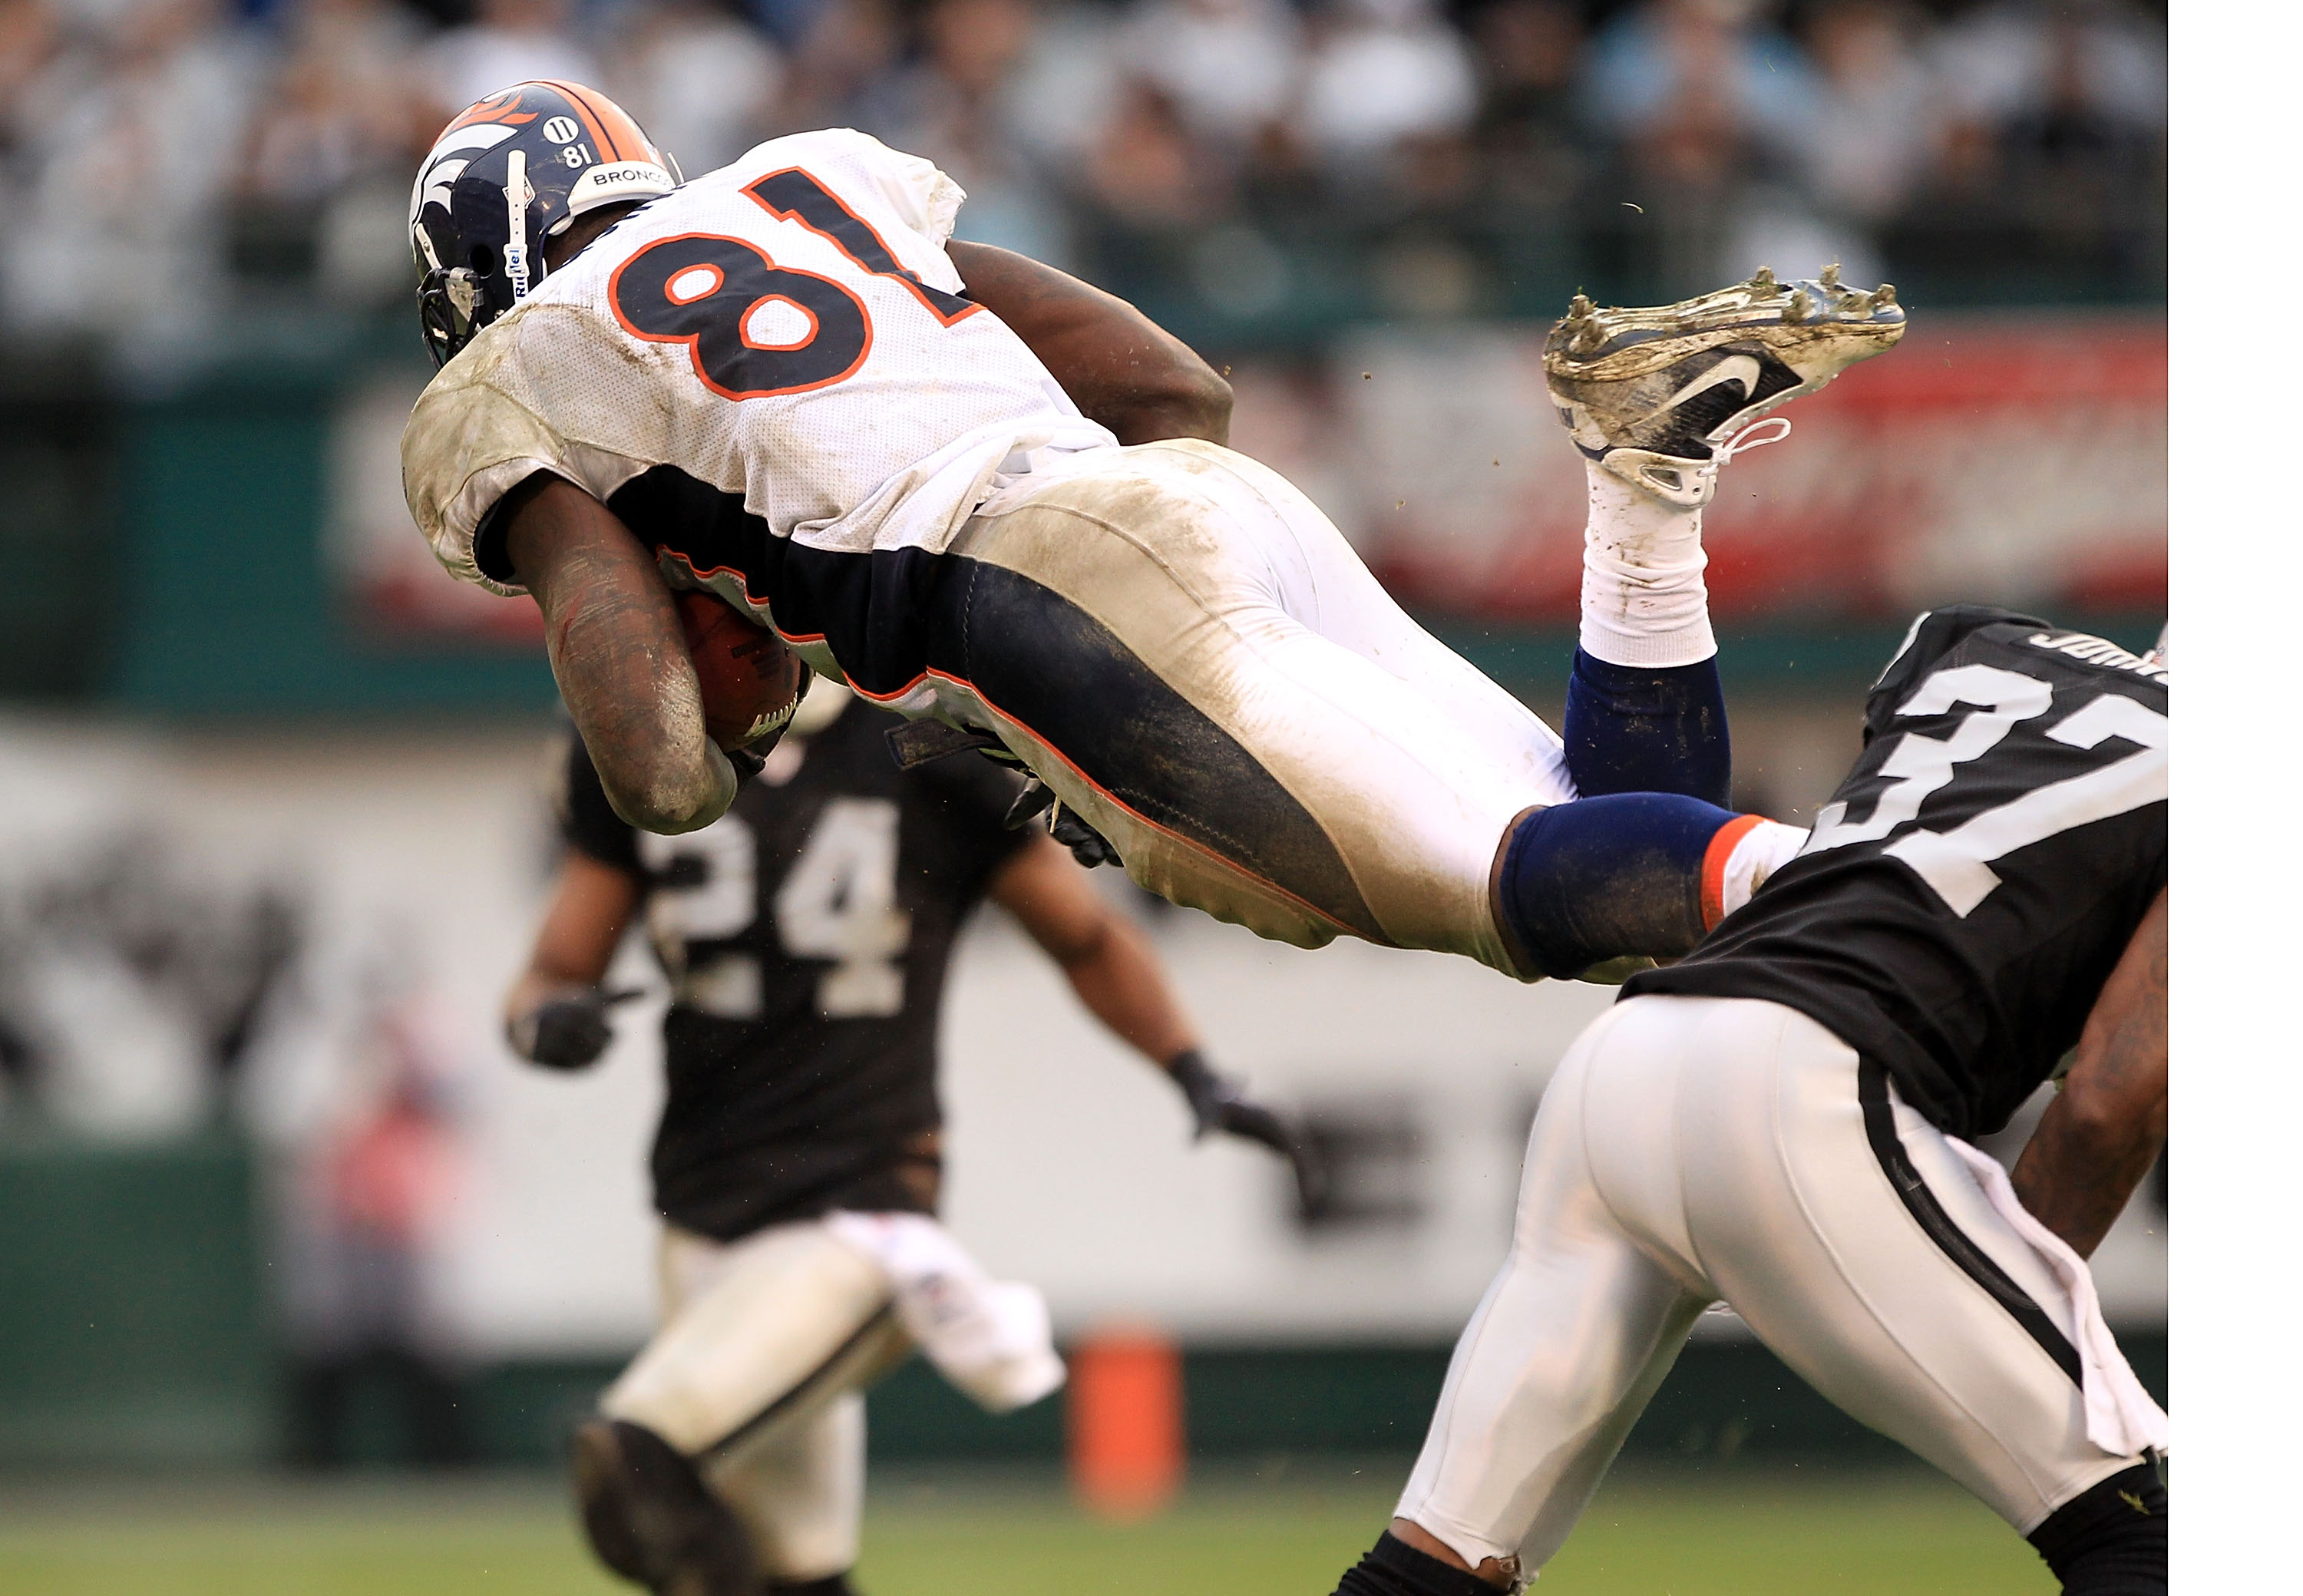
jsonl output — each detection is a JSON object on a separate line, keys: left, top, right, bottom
{"left": 415, "top": 263, "right": 487, "bottom": 368}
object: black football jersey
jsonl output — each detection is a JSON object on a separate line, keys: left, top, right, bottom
{"left": 560, "top": 698, "right": 1031, "bottom": 1241}
{"left": 1623, "top": 606, "right": 2166, "bottom": 1139}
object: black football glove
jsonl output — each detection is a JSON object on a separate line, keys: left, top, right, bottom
{"left": 725, "top": 745, "right": 768, "bottom": 784}
{"left": 1165, "top": 1049, "right": 1330, "bottom": 1219}
{"left": 507, "top": 986, "right": 642, "bottom": 1071}
{"left": 1003, "top": 776, "right": 1119, "bottom": 868}
{"left": 1048, "top": 803, "right": 1119, "bottom": 868}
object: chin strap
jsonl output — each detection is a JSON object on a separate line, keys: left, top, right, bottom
{"left": 504, "top": 147, "right": 532, "bottom": 303}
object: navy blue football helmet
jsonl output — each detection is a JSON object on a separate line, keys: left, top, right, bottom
{"left": 410, "top": 81, "right": 681, "bottom": 368}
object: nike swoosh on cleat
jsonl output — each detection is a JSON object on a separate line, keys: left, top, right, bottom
{"left": 1644, "top": 354, "right": 1763, "bottom": 421}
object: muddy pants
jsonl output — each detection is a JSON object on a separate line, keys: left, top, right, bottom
{"left": 907, "top": 439, "right": 1577, "bottom": 974}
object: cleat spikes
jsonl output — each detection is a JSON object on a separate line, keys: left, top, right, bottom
{"left": 1540, "top": 267, "right": 1905, "bottom": 508}
{"left": 1819, "top": 262, "right": 1842, "bottom": 289}
{"left": 1875, "top": 283, "right": 1898, "bottom": 307}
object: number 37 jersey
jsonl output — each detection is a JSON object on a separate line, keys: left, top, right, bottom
{"left": 401, "top": 130, "right": 1115, "bottom": 688}
{"left": 1625, "top": 606, "right": 2167, "bottom": 1140}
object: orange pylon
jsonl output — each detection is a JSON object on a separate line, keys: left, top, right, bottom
{"left": 1066, "top": 1327, "right": 1184, "bottom": 1520}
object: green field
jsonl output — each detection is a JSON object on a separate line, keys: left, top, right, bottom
{"left": 0, "top": 1464, "right": 2052, "bottom": 1596}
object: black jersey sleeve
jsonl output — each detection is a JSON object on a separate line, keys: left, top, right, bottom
{"left": 910, "top": 751, "right": 1035, "bottom": 900}
{"left": 558, "top": 732, "right": 643, "bottom": 873}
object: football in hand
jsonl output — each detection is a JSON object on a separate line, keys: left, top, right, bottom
{"left": 673, "top": 589, "right": 808, "bottom": 751}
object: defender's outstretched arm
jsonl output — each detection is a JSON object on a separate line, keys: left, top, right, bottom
{"left": 501, "top": 474, "right": 738, "bottom": 834}
{"left": 948, "top": 241, "right": 1232, "bottom": 447}
{"left": 990, "top": 834, "right": 1324, "bottom": 1208}
{"left": 2012, "top": 887, "right": 2168, "bottom": 1257}
{"left": 990, "top": 834, "right": 1201, "bottom": 1064}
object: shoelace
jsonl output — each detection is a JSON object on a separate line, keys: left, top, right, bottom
{"left": 1716, "top": 416, "right": 1793, "bottom": 462}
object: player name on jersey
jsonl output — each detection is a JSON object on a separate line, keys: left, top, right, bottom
{"left": 2020, "top": 630, "right": 2166, "bottom": 679}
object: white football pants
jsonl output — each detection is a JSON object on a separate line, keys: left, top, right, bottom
{"left": 924, "top": 440, "right": 1575, "bottom": 974}
{"left": 1397, "top": 994, "right": 2156, "bottom": 1572}
{"left": 600, "top": 1219, "right": 910, "bottom": 1583}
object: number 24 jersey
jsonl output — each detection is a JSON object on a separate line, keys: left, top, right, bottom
{"left": 401, "top": 129, "right": 1115, "bottom": 699}
{"left": 1625, "top": 606, "right": 2167, "bottom": 1140}
{"left": 561, "top": 697, "right": 1031, "bottom": 1242}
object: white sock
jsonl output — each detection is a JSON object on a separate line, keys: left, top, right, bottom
{"left": 1713, "top": 819, "right": 1808, "bottom": 924}
{"left": 1579, "top": 461, "right": 1718, "bottom": 669}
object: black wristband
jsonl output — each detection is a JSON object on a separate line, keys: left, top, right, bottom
{"left": 1165, "top": 1048, "right": 1224, "bottom": 1138}
{"left": 1165, "top": 1047, "right": 1214, "bottom": 1090}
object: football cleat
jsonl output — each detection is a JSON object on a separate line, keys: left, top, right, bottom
{"left": 1544, "top": 265, "right": 1906, "bottom": 507}
{"left": 570, "top": 1417, "right": 758, "bottom": 1596}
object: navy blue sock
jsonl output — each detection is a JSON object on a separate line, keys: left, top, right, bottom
{"left": 1499, "top": 791, "right": 1740, "bottom": 979}
{"left": 1562, "top": 649, "right": 1731, "bottom": 805}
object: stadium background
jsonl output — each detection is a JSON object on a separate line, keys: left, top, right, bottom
{"left": 0, "top": 0, "right": 2163, "bottom": 1588}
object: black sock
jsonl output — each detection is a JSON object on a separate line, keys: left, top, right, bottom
{"left": 1333, "top": 1531, "right": 1503, "bottom": 1596}
{"left": 2028, "top": 1462, "right": 2166, "bottom": 1595}
{"left": 765, "top": 1576, "right": 857, "bottom": 1596}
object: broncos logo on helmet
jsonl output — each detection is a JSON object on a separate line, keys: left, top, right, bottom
{"left": 409, "top": 81, "right": 681, "bottom": 368}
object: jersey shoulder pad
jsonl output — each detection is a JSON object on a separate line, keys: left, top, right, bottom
{"left": 401, "top": 305, "right": 657, "bottom": 593}
{"left": 744, "top": 127, "right": 966, "bottom": 249}
{"left": 401, "top": 325, "right": 573, "bottom": 595}
{"left": 1866, "top": 605, "right": 2054, "bottom": 719}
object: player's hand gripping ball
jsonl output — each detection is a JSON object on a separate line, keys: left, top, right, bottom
{"left": 673, "top": 589, "right": 810, "bottom": 753}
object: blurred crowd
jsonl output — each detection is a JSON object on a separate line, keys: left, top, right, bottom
{"left": 0, "top": 0, "right": 2165, "bottom": 342}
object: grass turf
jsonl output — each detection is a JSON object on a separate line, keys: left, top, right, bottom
{"left": 0, "top": 1464, "right": 2052, "bottom": 1595}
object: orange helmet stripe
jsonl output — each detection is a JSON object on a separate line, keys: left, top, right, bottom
{"left": 583, "top": 88, "right": 658, "bottom": 164}
{"left": 537, "top": 80, "right": 653, "bottom": 166}
{"left": 441, "top": 86, "right": 537, "bottom": 137}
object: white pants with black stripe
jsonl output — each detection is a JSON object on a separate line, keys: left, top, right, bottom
{"left": 1396, "top": 993, "right": 2153, "bottom": 1571}
{"left": 917, "top": 440, "right": 1576, "bottom": 975}
{"left": 600, "top": 1219, "right": 911, "bottom": 1583}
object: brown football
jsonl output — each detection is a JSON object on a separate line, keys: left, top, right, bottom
{"left": 673, "top": 588, "right": 808, "bottom": 751}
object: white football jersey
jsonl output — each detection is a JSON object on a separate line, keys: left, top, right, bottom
{"left": 401, "top": 128, "right": 1116, "bottom": 690}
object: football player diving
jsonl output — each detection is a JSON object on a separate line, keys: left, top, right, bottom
{"left": 400, "top": 81, "right": 1908, "bottom": 990}
{"left": 509, "top": 676, "right": 1320, "bottom": 1596}
{"left": 1330, "top": 609, "right": 2167, "bottom": 1596}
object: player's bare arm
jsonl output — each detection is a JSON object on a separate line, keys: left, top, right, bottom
{"left": 991, "top": 834, "right": 1323, "bottom": 1205}
{"left": 990, "top": 832, "right": 1200, "bottom": 1062}
{"left": 501, "top": 474, "right": 738, "bottom": 835}
{"left": 504, "top": 849, "right": 642, "bottom": 1069}
{"left": 947, "top": 240, "right": 1232, "bottom": 447}
{"left": 2011, "top": 886, "right": 2168, "bottom": 1258}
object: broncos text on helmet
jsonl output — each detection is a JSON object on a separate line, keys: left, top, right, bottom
{"left": 409, "top": 81, "right": 681, "bottom": 368}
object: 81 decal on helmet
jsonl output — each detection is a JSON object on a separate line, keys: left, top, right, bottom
{"left": 408, "top": 80, "right": 682, "bottom": 368}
